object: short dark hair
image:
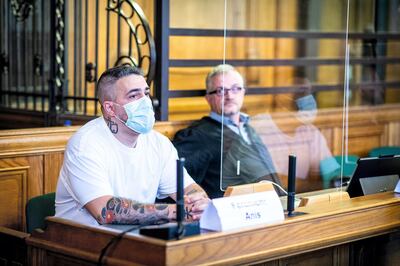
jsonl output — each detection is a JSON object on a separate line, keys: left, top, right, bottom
{"left": 96, "top": 65, "right": 144, "bottom": 103}
{"left": 293, "top": 77, "right": 312, "bottom": 97}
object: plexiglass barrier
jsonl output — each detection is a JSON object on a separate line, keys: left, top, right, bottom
{"left": 214, "top": 0, "right": 400, "bottom": 197}
{"left": 170, "top": 0, "right": 400, "bottom": 199}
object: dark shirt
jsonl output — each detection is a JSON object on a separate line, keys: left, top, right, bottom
{"left": 173, "top": 116, "right": 282, "bottom": 198}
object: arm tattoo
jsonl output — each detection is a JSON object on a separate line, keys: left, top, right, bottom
{"left": 99, "top": 197, "right": 170, "bottom": 225}
{"left": 105, "top": 117, "right": 118, "bottom": 134}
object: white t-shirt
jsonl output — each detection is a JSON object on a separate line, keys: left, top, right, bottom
{"left": 55, "top": 117, "right": 194, "bottom": 226}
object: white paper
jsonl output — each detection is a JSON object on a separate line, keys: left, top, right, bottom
{"left": 200, "top": 191, "right": 284, "bottom": 231}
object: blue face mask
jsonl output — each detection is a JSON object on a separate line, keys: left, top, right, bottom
{"left": 115, "top": 96, "right": 155, "bottom": 134}
{"left": 295, "top": 94, "right": 317, "bottom": 111}
{"left": 295, "top": 94, "right": 318, "bottom": 124}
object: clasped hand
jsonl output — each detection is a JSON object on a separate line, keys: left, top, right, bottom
{"left": 184, "top": 192, "right": 210, "bottom": 221}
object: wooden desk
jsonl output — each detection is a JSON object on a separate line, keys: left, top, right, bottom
{"left": 26, "top": 192, "right": 400, "bottom": 265}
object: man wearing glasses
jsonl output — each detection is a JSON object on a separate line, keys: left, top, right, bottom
{"left": 173, "top": 64, "right": 282, "bottom": 199}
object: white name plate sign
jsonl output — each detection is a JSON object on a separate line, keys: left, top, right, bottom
{"left": 200, "top": 191, "right": 284, "bottom": 232}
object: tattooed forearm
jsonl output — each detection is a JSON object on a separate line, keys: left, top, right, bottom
{"left": 105, "top": 117, "right": 118, "bottom": 134}
{"left": 98, "top": 197, "right": 171, "bottom": 225}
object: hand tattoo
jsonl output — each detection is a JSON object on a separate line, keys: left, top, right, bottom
{"left": 185, "top": 206, "right": 193, "bottom": 220}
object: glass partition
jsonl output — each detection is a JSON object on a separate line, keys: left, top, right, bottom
{"left": 170, "top": 0, "right": 400, "bottom": 198}
{"left": 215, "top": 0, "right": 400, "bottom": 196}
{"left": 342, "top": 39, "right": 400, "bottom": 193}
{"left": 218, "top": 0, "right": 347, "bottom": 195}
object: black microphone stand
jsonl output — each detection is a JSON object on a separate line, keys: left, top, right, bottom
{"left": 286, "top": 154, "right": 306, "bottom": 217}
{"left": 139, "top": 158, "right": 200, "bottom": 240}
{"left": 287, "top": 154, "right": 296, "bottom": 217}
{"left": 176, "top": 157, "right": 185, "bottom": 239}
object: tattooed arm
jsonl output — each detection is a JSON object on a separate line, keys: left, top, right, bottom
{"left": 84, "top": 195, "right": 175, "bottom": 225}
{"left": 84, "top": 184, "right": 209, "bottom": 225}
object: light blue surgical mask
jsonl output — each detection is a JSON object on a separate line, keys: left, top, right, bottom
{"left": 295, "top": 94, "right": 317, "bottom": 111}
{"left": 295, "top": 94, "right": 318, "bottom": 124}
{"left": 115, "top": 96, "right": 155, "bottom": 134}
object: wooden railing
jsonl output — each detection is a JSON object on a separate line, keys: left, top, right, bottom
{"left": 1, "top": 104, "right": 399, "bottom": 232}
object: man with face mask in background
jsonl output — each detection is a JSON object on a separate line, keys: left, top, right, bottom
{"left": 251, "top": 78, "right": 340, "bottom": 191}
{"left": 173, "top": 64, "right": 282, "bottom": 199}
{"left": 55, "top": 65, "right": 209, "bottom": 226}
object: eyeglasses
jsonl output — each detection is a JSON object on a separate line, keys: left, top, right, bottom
{"left": 207, "top": 86, "right": 244, "bottom": 96}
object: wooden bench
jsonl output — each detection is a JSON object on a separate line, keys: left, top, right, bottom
{"left": 0, "top": 226, "right": 28, "bottom": 265}
{"left": 1, "top": 104, "right": 399, "bottom": 232}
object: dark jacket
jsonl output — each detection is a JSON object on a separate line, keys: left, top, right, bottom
{"left": 173, "top": 117, "right": 282, "bottom": 198}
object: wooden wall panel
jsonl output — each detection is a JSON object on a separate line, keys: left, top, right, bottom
{"left": 26, "top": 156, "right": 44, "bottom": 199}
{"left": 280, "top": 246, "right": 341, "bottom": 266}
{"left": 0, "top": 156, "right": 45, "bottom": 231}
{"left": 388, "top": 122, "right": 400, "bottom": 146}
{"left": 44, "top": 152, "right": 64, "bottom": 194}
{"left": 332, "top": 125, "right": 385, "bottom": 156}
{"left": 0, "top": 167, "right": 28, "bottom": 231}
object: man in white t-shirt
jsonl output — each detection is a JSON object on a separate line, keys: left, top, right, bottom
{"left": 55, "top": 65, "right": 210, "bottom": 226}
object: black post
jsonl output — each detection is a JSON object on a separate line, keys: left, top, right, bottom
{"left": 47, "top": 0, "right": 57, "bottom": 126}
{"left": 154, "top": 0, "right": 169, "bottom": 121}
{"left": 369, "top": 0, "right": 388, "bottom": 105}
{"left": 48, "top": 0, "right": 66, "bottom": 126}
{"left": 139, "top": 156, "right": 200, "bottom": 239}
{"left": 287, "top": 154, "right": 296, "bottom": 216}
{"left": 176, "top": 157, "right": 185, "bottom": 239}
